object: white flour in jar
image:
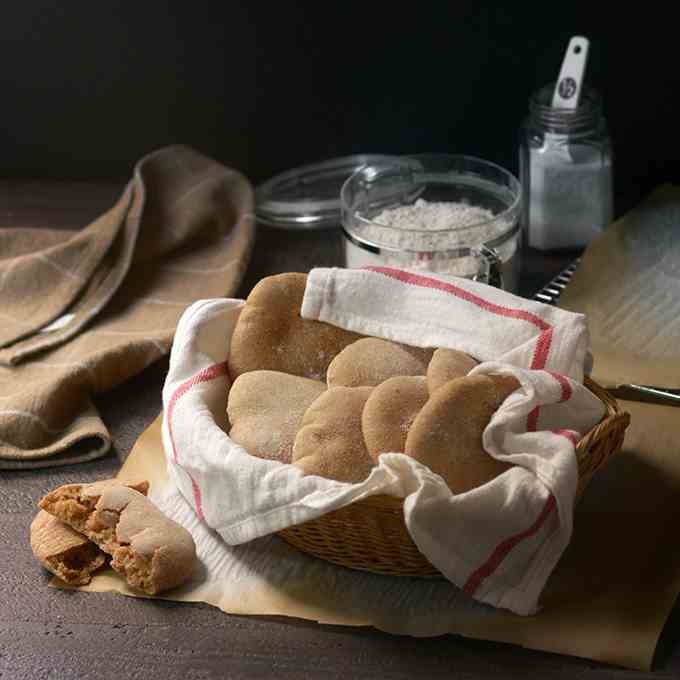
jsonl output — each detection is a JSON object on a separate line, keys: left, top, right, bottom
{"left": 344, "top": 199, "right": 515, "bottom": 284}
{"left": 372, "top": 199, "right": 495, "bottom": 237}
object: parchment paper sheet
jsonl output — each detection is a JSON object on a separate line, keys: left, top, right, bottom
{"left": 560, "top": 184, "right": 680, "bottom": 389}
{"left": 67, "top": 186, "right": 680, "bottom": 670}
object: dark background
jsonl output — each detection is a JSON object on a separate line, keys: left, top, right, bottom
{"left": 0, "top": 1, "right": 677, "bottom": 208}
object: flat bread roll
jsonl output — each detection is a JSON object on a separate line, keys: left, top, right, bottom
{"left": 39, "top": 480, "right": 196, "bottom": 595}
{"left": 292, "top": 386, "right": 374, "bottom": 483}
{"left": 426, "top": 348, "right": 479, "bottom": 394}
{"left": 405, "top": 374, "right": 519, "bottom": 494}
{"left": 327, "top": 338, "right": 433, "bottom": 388}
{"left": 228, "top": 273, "right": 362, "bottom": 381}
{"left": 227, "top": 370, "right": 326, "bottom": 463}
{"left": 362, "top": 376, "right": 429, "bottom": 459}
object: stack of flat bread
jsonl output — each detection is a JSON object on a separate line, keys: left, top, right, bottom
{"left": 227, "top": 273, "right": 519, "bottom": 493}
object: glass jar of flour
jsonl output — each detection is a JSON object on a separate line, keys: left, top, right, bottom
{"left": 519, "top": 83, "right": 613, "bottom": 251}
{"left": 340, "top": 155, "right": 522, "bottom": 292}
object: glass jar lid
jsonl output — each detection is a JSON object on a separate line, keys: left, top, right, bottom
{"left": 255, "top": 154, "right": 400, "bottom": 230}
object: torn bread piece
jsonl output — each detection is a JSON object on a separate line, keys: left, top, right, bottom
{"left": 39, "top": 480, "right": 195, "bottom": 595}
{"left": 30, "top": 510, "right": 106, "bottom": 585}
{"left": 30, "top": 479, "right": 148, "bottom": 585}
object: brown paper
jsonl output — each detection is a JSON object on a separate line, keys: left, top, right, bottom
{"left": 64, "top": 188, "right": 680, "bottom": 671}
{"left": 68, "top": 397, "right": 679, "bottom": 673}
{"left": 559, "top": 184, "right": 680, "bottom": 389}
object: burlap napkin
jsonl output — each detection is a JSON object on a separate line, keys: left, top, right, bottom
{"left": 0, "top": 145, "right": 254, "bottom": 468}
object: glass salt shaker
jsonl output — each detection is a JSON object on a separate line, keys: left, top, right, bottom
{"left": 519, "top": 83, "right": 613, "bottom": 251}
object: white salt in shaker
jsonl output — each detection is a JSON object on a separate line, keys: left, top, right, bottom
{"left": 519, "top": 41, "right": 613, "bottom": 250}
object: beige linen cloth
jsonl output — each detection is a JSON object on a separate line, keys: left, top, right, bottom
{"left": 0, "top": 145, "right": 254, "bottom": 468}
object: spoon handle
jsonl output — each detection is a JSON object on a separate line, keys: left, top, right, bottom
{"left": 552, "top": 36, "right": 590, "bottom": 109}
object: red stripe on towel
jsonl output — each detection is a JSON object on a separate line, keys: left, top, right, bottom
{"left": 462, "top": 494, "right": 557, "bottom": 596}
{"left": 547, "top": 371, "right": 573, "bottom": 403}
{"left": 530, "top": 328, "right": 553, "bottom": 370}
{"left": 526, "top": 406, "right": 541, "bottom": 432}
{"left": 552, "top": 429, "right": 579, "bottom": 445}
{"left": 166, "top": 361, "right": 230, "bottom": 521}
{"left": 527, "top": 371, "right": 573, "bottom": 432}
{"left": 366, "top": 266, "right": 552, "bottom": 332}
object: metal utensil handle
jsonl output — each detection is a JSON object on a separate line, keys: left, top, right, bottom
{"left": 533, "top": 258, "right": 581, "bottom": 305}
{"left": 611, "top": 384, "right": 680, "bottom": 408}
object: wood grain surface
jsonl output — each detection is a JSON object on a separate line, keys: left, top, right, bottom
{"left": 1, "top": 180, "right": 678, "bottom": 679}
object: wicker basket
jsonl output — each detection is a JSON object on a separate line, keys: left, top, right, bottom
{"left": 278, "top": 377, "right": 630, "bottom": 578}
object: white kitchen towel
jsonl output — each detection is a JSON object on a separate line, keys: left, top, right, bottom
{"left": 161, "top": 267, "right": 605, "bottom": 615}
{"left": 302, "top": 266, "right": 591, "bottom": 381}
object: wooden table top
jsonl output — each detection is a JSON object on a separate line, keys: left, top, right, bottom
{"left": 1, "top": 180, "right": 678, "bottom": 679}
